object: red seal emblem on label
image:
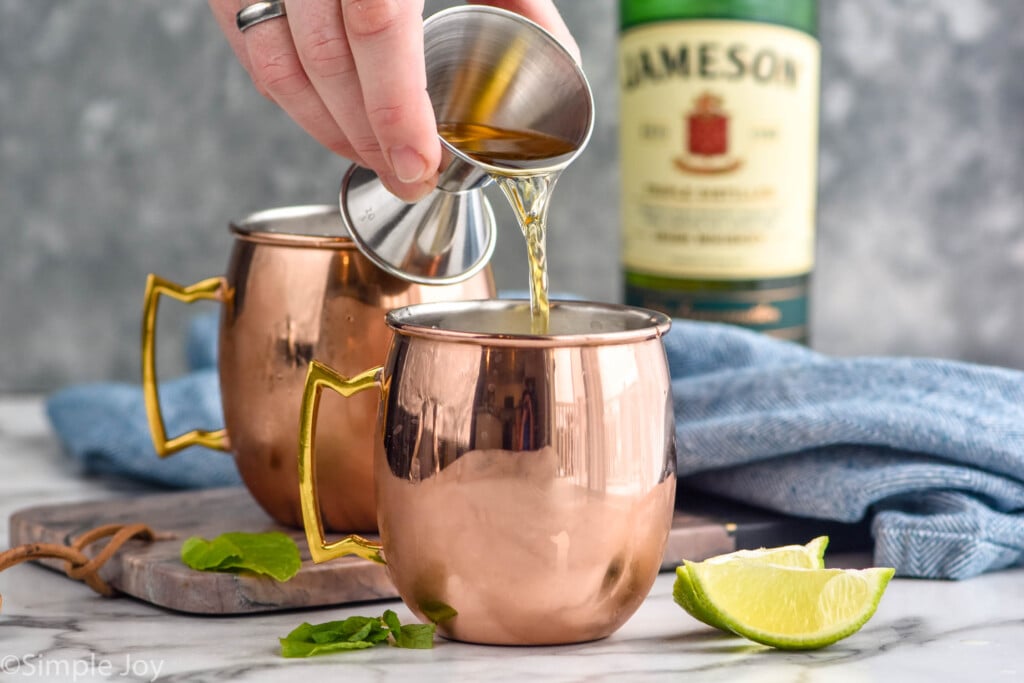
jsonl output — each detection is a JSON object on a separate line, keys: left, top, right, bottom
{"left": 675, "top": 92, "right": 743, "bottom": 174}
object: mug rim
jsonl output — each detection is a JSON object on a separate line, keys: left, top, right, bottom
{"left": 386, "top": 299, "right": 671, "bottom": 347}
{"left": 229, "top": 204, "right": 358, "bottom": 250}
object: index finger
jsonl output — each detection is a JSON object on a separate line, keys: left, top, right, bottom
{"left": 341, "top": 0, "right": 440, "bottom": 188}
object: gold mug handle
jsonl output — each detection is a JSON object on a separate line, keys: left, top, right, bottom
{"left": 141, "top": 274, "right": 231, "bottom": 456}
{"left": 299, "top": 360, "right": 386, "bottom": 565}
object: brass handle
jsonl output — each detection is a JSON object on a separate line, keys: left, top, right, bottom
{"left": 141, "top": 274, "right": 230, "bottom": 456}
{"left": 299, "top": 360, "right": 385, "bottom": 564}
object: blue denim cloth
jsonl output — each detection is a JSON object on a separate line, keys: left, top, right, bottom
{"left": 46, "top": 314, "right": 241, "bottom": 489}
{"left": 666, "top": 321, "right": 1024, "bottom": 580}
{"left": 46, "top": 312, "right": 1024, "bottom": 579}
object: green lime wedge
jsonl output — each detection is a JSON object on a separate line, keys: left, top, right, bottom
{"left": 673, "top": 536, "right": 829, "bottom": 631}
{"left": 684, "top": 560, "right": 895, "bottom": 650}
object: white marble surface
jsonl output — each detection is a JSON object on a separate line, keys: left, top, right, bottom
{"left": 1, "top": 396, "right": 1022, "bottom": 682}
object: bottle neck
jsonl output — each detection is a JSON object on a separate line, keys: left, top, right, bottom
{"left": 620, "top": 0, "right": 818, "bottom": 37}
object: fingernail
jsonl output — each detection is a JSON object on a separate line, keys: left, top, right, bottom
{"left": 388, "top": 146, "right": 429, "bottom": 184}
{"left": 381, "top": 172, "right": 434, "bottom": 203}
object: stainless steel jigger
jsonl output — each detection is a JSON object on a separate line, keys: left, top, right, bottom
{"left": 339, "top": 5, "right": 595, "bottom": 285}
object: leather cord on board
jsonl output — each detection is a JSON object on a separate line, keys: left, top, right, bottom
{"left": 0, "top": 523, "right": 155, "bottom": 612}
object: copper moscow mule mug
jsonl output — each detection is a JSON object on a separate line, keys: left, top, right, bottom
{"left": 141, "top": 205, "right": 496, "bottom": 531}
{"left": 298, "top": 300, "right": 677, "bottom": 645}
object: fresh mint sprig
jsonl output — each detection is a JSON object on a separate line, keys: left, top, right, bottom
{"left": 280, "top": 610, "right": 436, "bottom": 657}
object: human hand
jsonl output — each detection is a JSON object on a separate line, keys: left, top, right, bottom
{"left": 209, "top": 1, "right": 580, "bottom": 202}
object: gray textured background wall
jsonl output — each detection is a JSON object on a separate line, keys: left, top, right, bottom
{"left": 1, "top": 0, "right": 1022, "bottom": 392}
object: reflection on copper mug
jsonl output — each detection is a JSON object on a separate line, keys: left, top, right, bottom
{"left": 141, "top": 205, "right": 495, "bottom": 531}
{"left": 299, "top": 299, "right": 676, "bottom": 645}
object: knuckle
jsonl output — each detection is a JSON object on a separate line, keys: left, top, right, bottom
{"left": 349, "top": 132, "right": 383, "bottom": 160}
{"left": 252, "top": 51, "right": 309, "bottom": 97}
{"left": 342, "top": 0, "right": 403, "bottom": 40}
{"left": 300, "top": 30, "right": 356, "bottom": 80}
{"left": 325, "top": 136, "right": 359, "bottom": 160}
{"left": 366, "top": 103, "right": 406, "bottom": 131}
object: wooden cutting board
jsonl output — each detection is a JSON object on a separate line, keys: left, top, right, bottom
{"left": 7, "top": 487, "right": 867, "bottom": 615}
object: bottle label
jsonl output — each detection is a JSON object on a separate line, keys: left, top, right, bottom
{"left": 620, "top": 20, "right": 820, "bottom": 279}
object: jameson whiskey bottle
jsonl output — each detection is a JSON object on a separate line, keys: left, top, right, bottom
{"left": 619, "top": 0, "right": 819, "bottom": 342}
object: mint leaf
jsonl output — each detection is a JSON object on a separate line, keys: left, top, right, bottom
{"left": 394, "top": 624, "right": 436, "bottom": 649}
{"left": 284, "top": 618, "right": 388, "bottom": 646}
{"left": 280, "top": 618, "right": 389, "bottom": 658}
{"left": 419, "top": 600, "right": 459, "bottom": 624}
{"left": 180, "top": 532, "right": 301, "bottom": 582}
{"left": 218, "top": 532, "right": 301, "bottom": 581}
{"left": 381, "top": 609, "right": 436, "bottom": 649}
{"left": 180, "top": 535, "right": 242, "bottom": 570}
{"left": 382, "top": 609, "right": 402, "bottom": 635}
{"left": 284, "top": 622, "right": 317, "bottom": 642}
{"left": 280, "top": 638, "right": 376, "bottom": 658}
{"left": 280, "top": 612, "right": 434, "bottom": 658}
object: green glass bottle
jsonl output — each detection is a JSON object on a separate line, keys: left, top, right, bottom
{"left": 619, "top": 0, "right": 819, "bottom": 343}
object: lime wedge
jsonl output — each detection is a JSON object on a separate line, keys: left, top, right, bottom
{"left": 673, "top": 536, "right": 829, "bottom": 631}
{"left": 684, "top": 561, "right": 895, "bottom": 650}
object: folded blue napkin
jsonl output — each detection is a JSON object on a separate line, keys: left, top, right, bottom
{"left": 665, "top": 322, "right": 1024, "bottom": 580}
{"left": 46, "top": 311, "right": 1024, "bottom": 579}
{"left": 46, "top": 314, "right": 242, "bottom": 489}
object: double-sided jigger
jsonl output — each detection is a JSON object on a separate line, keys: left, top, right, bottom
{"left": 339, "top": 5, "right": 595, "bottom": 284}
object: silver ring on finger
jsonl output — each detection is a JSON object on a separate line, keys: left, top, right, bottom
{"left": 236, "top": 1, "right": 287, "bottom": 33}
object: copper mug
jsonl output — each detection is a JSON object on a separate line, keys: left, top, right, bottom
{"left": 299, "top": 299, "right": 677, "bottom": 645}
{"left": 141, "top": 205, "right": 495, "bottom": 531}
